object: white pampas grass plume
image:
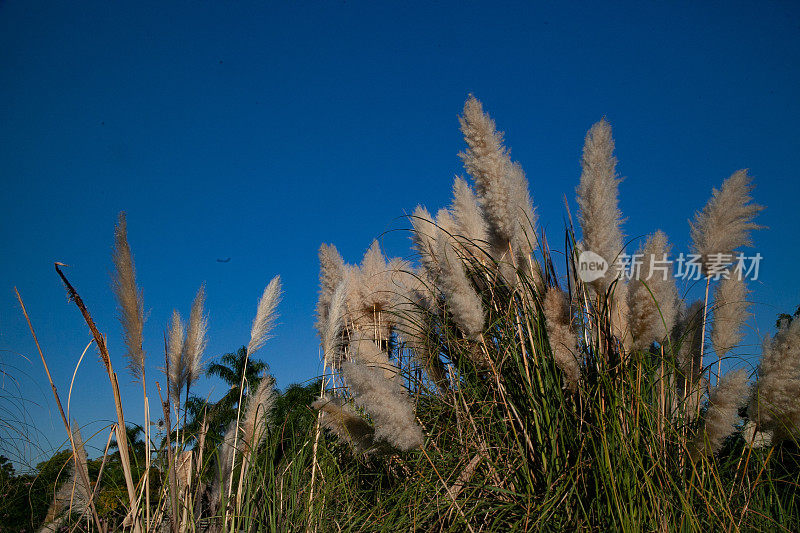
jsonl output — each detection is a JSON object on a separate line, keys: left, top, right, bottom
{"left": 315, "top": 244, "right": 346, "bottom": 335}
{"left": 312, "top": 396, "right": 375, "bottom": 452}
{"left": 576, "top": 119, "right": 625, "bottom": 293}
{"left": 451, "top": 176, "right": 488, "bottom": 250}
{"left": 458, "top": 95, "right": 515, "bottom": 251}
{"left": 111, "top": 212, "right": 146, "bottom": 380}
{"left": 356, "top": 241, "right": 396, "bottom": 317}
{"left": 323, "top": 278, "right": 349, "bottom": 368}
{"left": 459, "top": 96, "right": 538, "bottom": 274}
{"left": 211, "top": 420, "right": 237, "bottom": 514}
{"left": 410, "top": 205, "right": 442, "bottom": 278}
{"left": 627, "top": 231, "right": 679, "bottom": 350}
{"left": 342, "top": 360, "right": 423, "bottom": 451}
{"left": 183, "top": 284, "right": 208, "bottom": 389}
{"left": 749, "top": 317, "right": 800, "bottom": 442}
{"left": 436, "top": 230, "right": 485, "bottom": 341}
{"left": 543, "top": 288, "right": 580, "bottom": 391}
{"left": 167, "top": 310, "right": 186, "bottom": 402}
{"left": 241, "top": 374, "right": 276, "bottom": 455}
{"left": 710, "top": 276, "right": 751, "bottom": 358}
{"left": 506, "top": 161, "right": 538, "bottom": 263}
{"left": 692, "top": 369, "right": 748, "bottom": 458}
{"left": 435, "top": 208, "right": 458, "bottom": 239}
{"left": 673, "top": 300, "right": 706, "bottom": 413}
{"left": 689, "top": 169, "right": 764, "bottom": 273}
{"left": 247, "top": 276, "right": 282, "bottom": 356}
{"left": 349, "top": 330, "right": 398, "bottom": 381}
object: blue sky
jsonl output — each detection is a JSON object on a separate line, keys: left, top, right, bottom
{"left": 1, "top": 1, "right": 799, "bottom": 467}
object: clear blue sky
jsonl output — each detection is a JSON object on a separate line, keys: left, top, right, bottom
{"left": 1, "top": 1, "right": 799, "bottom": 467}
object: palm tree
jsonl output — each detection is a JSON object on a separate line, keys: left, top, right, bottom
{"left": 179, "top": 347, "right": 269, "bottom": 450}
{"left": 206, "top": 346, "right": 269, "bottom": 414}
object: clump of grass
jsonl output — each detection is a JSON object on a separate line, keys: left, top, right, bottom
{"left": 17, "top": 96, "right": 800, "bottom": 533}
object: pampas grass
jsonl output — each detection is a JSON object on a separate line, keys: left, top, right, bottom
{"left": 690, "top": 169, "right": 764, "bottom": 273}
{"left": 315, "top": 244, "right": 346, "bottom": 335}
{"left": 436, "top": 229, "right": 485, "bottom": 342}
{"left": 459, "top": 95, "right": 516, "bottom": 254}
{"left": 167, "top": 310, "right": 186, "bottom": 404}
{"left": 674, "top": 300, "right": 706, "bottom": 411}
{"left": 692, "top": 369, "right": 748, "bottom": 457}
{"left": 112, "top": 212, "right": 146, "bottom": 380}
{"left": 241, "top": 373, "right": 276, "bottom": 455}
{"left": 576, "top": 119, "right": 625, "bottom": 292}
{"left": 184, "top": 284, "right": 208, "bottom": 390}
{"left": 247, "top": 276, "right": 282, "bottom": 357}
{"left": 451, "top": 176, "right": 488, "bottom": 249}
{"left": 749, "top": 316, "right": 800, "bottom": 442}
{"left": 543, "top": 288, "right": 579, "bottom": 391}
{"left": 26, "top": 95, "right": 800, "bottom": 533}
{"left": 322, "top": 278, "right": 348, "bottom": 367}
{"left": 312, "top": 396, "right": 375, "bottom": 452}
{"left": 458, "top": 96, "right": 538, "bottom": 284}
{"left": 710, "top": 275, "right": 751, "bottom": 358}
{"left": 411, "top": 205, "right": 442, "bottom": 279}
{"left": 627, "top": 231, "right": 678, "bottom": 350}
{"left": 341, "top": 359, "right": 423, "bottom": 451}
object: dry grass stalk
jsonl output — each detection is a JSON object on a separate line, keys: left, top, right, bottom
{"left": 53, "top": 265, "right": 141, "bottom": 531}
{"left": 15, "top": 288, "right": 104, "bottom": 531}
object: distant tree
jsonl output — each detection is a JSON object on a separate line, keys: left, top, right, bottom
{"left": 776, "top": 305, "right": 800, "bottom": 328}
{"left": 207, "top": 346, "right": 269, "bottom": 412}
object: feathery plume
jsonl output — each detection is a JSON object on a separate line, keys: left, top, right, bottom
{"left": 749, "top": 317, "right": 800, "bottom": 442}
{"left": 689, "top": 169, "right": 764, "bottom": 273}
{"left": 692, "top": 369, "right": 748, "bottom": 457}
{"left": 576, "top": 119, "right": 625, "bottom": 293}
{"left": 436, "top": 230, "right": 485, "bottom": 341}
{"left": 673, "top": 300, "right": 706, "bottom": 413}
{"left": 627, "top": 231, "right": 679, "bottom": 350}
{"left": 167, "top": 310, "right": 186, "bottom": 402}
{"left": 543, "top": 288, "right": 580, "bottom": 391}
{"left": 241, "top": 374, "right": 276, "bottom": 455}
{"left": 342, "top": 360, "right": 423, "bottom": 451}
{"left": 394, "top": 280, "right": 448, "bottom": 388}
{"left": 211, "top": 420, "right": 237, "bottom": 515}
{"left": 710, "top": 276, "right": 750, "bottom": 358}
{"left": 506, "top": 161, "right": 538, "bottom": 263}
{"left": 458, "top": 95, "right": 515, "bottom": 251}
{"left": 323, "top": 278, "right": 349, "bottom": 368}
{"left": 247, "top": 276, "right": 282, "bottom": 356}
{"left": 315, "top": 244, "right": 346, "bottom": 335}
{"left": 451, "top": 176, "right": 488, "bottom": 250}
{"left": 410, "top": 205, "right": 441, "bottom": 278}
{"left": 459, "top": 96, "right": 538, "bottom": 274}
{"left": 435, "top": 208, "right": 458, "bottom": 239}
{"left": 349, "top": 330, "right": 398, "bottom": 381}
{"left": 111, "top": 212, "right": 146, "bottom": 380}
{"left": 357, "top": 241, "right": 395, "bottom": 315}
{"left": 575, "top": 119, "right": 630, "bottom": 348}
{"left": 312, "top": 396, "right": 375, "bottom": 452}
{"left": 183, "top": 284, "right": 208, "bottom": 389}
